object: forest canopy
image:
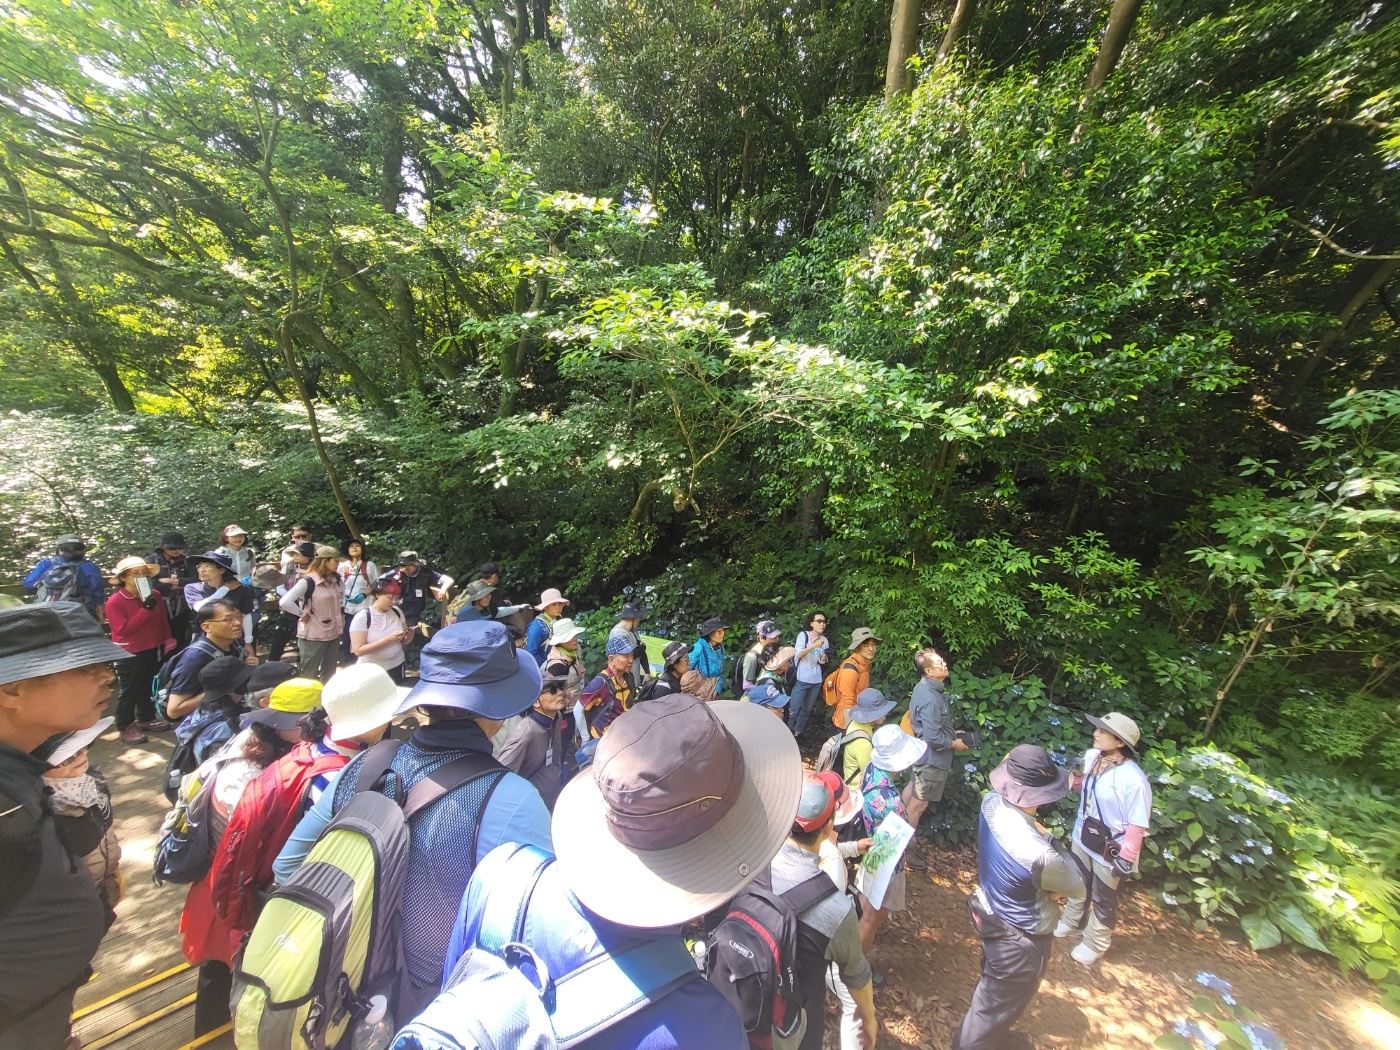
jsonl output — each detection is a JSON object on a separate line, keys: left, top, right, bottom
{"left": 2, "top": 0, "right": 1399, "bottom": 1004}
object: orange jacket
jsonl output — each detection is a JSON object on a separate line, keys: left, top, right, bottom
{"left": 830, "top": 651, "right": 871, "bottom": 729}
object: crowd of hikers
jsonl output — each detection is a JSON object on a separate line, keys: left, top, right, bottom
{"left": 2, "top": 528, "right": 1155, "bottom": 1050}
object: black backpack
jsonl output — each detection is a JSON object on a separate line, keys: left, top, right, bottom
{"left": 730, "top": 645, "right": 758, "bottom": 698}
{"left": 705, "top": 870, "right": 837, "bottom": 1042}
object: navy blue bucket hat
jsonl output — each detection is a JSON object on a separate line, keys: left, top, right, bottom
{"left": 396, "top": 620, "right": 542, "bottom": 720}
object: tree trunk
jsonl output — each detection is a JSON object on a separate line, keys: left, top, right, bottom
{"left": 936, "top": 0, "right": 976, "bottom": 64}
{"left": 1291, "top": 259, "right": 1400, "bottom": 395}
{"left": 884, "top": 0, "right": 922, "bottom": 101}
{"left": 91, "top": 359, "right": 136, "bottom": 413}
{"left": 800, "top": 480, "right": 829, "bottom": 538}
{"left": 1086, "top": 0, "right": 1144, "bottom": 95}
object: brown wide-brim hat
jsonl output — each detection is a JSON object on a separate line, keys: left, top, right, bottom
{"left": 552, "top": 698, "right": 801, "bottom": 928}
{"left": 989, "top": 744, "right": 1072, "bottom": 808}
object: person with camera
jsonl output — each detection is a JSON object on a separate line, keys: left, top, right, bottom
{"left": 1055, "top": 712, "right": 1152, "bottom": 967}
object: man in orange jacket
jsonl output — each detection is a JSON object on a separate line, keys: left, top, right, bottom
{"left": 830, "top": 627, "right": 881, "bottom": 729}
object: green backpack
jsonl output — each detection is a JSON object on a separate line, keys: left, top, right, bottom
{"left": 230, "top": 741, "right": 501, "bottom": 1050}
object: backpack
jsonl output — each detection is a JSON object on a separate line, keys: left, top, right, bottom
{"left": 814, "top": 727, "right": 872, "bottom": 785}
{"left": 208, "top": 741, "right": 348, "bottom": 934}
{"left": 704, "top": 869, "right": 838, "bottom": 1045}
{"left": 230, "top": 740, "right": 504, "bottom": 1050}
{"left": 821, "top": 659, "right": 860, "bottom": 709}
{"left": 634, "top": 674, "right": 664, "bottom": 703}
{"left": 393, "top": 843, "right": 698, "bottom": 1050}
{"left": 35, "top": 558, "right": 84, "bottom": 604}
{"left": 731, "top": 646, "right": 758, "bottom": 698}
{"left": 163, "top": 700, "right": 242, "bottom": 804}
{"left": 153, "top": 747, "right": 241, "bottom": 885}
{"left": 153, "top": 636, "right": 222, "bottom": 721}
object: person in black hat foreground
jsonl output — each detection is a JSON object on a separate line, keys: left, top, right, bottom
{"left": 0, "top": 603, "right": 131, "bottom": 1050}
{"left": 147, "top": 530, "right": 195, "bottom": 645}
{"left": 274, "top": 620, "right": 551, "bottom": 1017}
{"left": 952, "top": 745, "right": 1087, "bottom": 1050}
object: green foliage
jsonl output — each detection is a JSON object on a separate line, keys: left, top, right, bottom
{"left": 1157, "top": 972, "right": 1285, "bottom": 1049}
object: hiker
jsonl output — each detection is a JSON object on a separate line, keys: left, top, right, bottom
{"left": 780, "top": 771, "right": 878, "bottom": 1050}
{"left": 405, "top": 693, "right": 799, "bottom": 1050}
{"left": 349, "top": 580, "right": 413, "bottom": 683}
{"left": 179, "top": 676, "right": 325, "bottom": 1035}
{"left": 904, "top": 648, "right": 967, "bottom": 837}
{"left": 0, "top": 603, "right": 130, "bottom": 1050}
{"left": 830, "top": 628, "right": 879, "bottom": 730}
{"left": 147, "top": 530, "right": 195, "bottom": 644}
{"left": 23, "top": 533, "right": 106, "bottom": 621}
{"left": 452, "top": 578, "right": 497, "bottom": 623}
{"left": 185, "top": 550, "right": 255, "bottom": 646}
{"left": 106, "top": 555, "right": 176, "bottom": 743}
{"left": 382, "top": 551, "right": 454, "bottom": 653}
{"left": 739, "top": 620, "right": 781, "bottom": 692}
{"left": 525, "top": 587, "right": 570, "bottom": 665}
{"left": 840, "top": 688, "right": 893, "bottom": 785}
{"left": 607, "top": 601, "right": 648, "bottom": 689}
{"left": 952, "top": 745, "right": 1085, "bottom": 1050}
{"left": 543, "top": 617, "right": 586, "bottom": 707}
{"left": 855, "top": 724, "right": 927, "bottom": 957}
{"left": 1056, "top": 712, "right": 1152, "bottom": 967}
{"left": 756, "top": 644, "right": 797, "bottom": 707}
{"left": 580, "top": 635, "right": 636, "bottom": 737}
{"left": 338, "top": 540, "right": 380, "bottom": 654}
{"left": 650, "top": 640, "right": 689, "bottom": 698}
{"left": 164, "top": 600, "right": 257, "bottom": 720}
{"left": 273, "top": 620, "right": 553, "bottom": 1015}
{"left": 270, "top": 539, "right": 314, "bottom": 663}
{"left": 497, "top": 664, "right": 570, "bottom": 810}
{"left": 216, "top": 524, "right": 256, "bottom": 583}
{"left": 43, "top": 720, "right": 123, "bottom": 929}
{"left": 245, "top": 660, "right": 298, "bottom": 707}
{"left": 687, "top": 617, "right": 728, "bottom": 699}
{"left": 790, "top": 612, "right": 831, "bottom": 737}
{"left": 278, "top": 544, "right": 345, "bottom": 683}
{"left": 745, "top": 681, "right": 793, "bottom": 719}
{"left": 277, "top": 525, "right": 315, "bottom": 574}
{"left": 478, "top": 561, "right": 500, "bottom": 587}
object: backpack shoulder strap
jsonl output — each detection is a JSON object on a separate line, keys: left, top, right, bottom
{"left": 780, "top": 872, "right": 839, "bottom": 916}
{"left": 550, "top": 938, "right": 698, "bottom": 1047}
{"left": 475, "top": 843, "right": 555, "bottom": 952}
{"left": 353, "top": 738, "right": 402, "bottom": 795}
{"left": 402, "top": 750, "right": 503, "bottom": 820}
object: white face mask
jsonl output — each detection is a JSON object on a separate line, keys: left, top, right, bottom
{"left": 44, "top": 771, "right": 108, "bottom": 813}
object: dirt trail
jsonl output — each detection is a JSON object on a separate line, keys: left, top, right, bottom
{"left": 837, "top": 846, "right": 1400, "bottom": 1049}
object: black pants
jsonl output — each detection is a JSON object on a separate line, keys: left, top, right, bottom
{"left": 953, "top": 911, "right": 1051, "bottom": 1050}
{"left": 268, "top": 612, "right": 299, "bottom": 664}
{"left": 194, "top": 960, "right": 232, "bottom": 1036}
{"left": 113, "top": 647, "right": 160, "bottom": 729}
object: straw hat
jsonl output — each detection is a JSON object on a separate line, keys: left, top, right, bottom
{"left": 108, "top": 555, "right": 154, "bottom": 586}
{"left": 321, "top": 663, "right": 409, "bottom": 740}
{"left": 552, "top": 695, "right": 801, "bottom": 927}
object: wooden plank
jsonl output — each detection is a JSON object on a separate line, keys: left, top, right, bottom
{"left": 71, "top": 962, "right": 191, "bottom": 1020}
{"left": 82, "top": 992, "right": 196, "bottom": 1050}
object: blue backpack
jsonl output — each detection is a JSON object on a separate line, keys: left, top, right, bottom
{"left": 162, "top": 699, "right": 241, "bottom": 803}
{"left": 389, "top": 844, "right": 698, "bottom": 1050}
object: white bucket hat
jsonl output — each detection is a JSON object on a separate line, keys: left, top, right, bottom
{"left": 547, "top": 617, "right": 585, "bottom": 646}
{"left": 537, "top": 588, "right": 569, "bottom": 608}
{"left": 552, "top": 696, "right": 801, "bottom": 928}
{"left": 871, "top": 723, "right": 927, "bottom": 773}
{"left": 321, "top": 663, "right": 410, "bottom": 740}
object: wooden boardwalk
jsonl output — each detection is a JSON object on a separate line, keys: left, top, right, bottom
{"left": 73, "top": 729, "right": 234, "bottom": 1050}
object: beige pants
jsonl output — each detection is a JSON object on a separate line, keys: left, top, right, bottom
{"left": 1057, "top": 839, "right": 1121, "bottom": 954}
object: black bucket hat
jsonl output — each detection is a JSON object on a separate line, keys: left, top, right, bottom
{"left": 699, "top": 617, "right": 728, "bottom": 636}
{"left": 158, "top": 531, "right": 187, "bottom": 550}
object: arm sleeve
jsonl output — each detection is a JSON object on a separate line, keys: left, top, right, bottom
{"left": 81, "top": 563, "right": 107, "bottom": 605}
{"left": 1034, "top": 839, "right": 1087, "bottom": 898}
{"left": 475, "top": 775, "right": 554, "bottom": 863}
{"left": 272, "top": 773, "right": 340, "bottom": 883}
{"left": 278, "top": 578, "right": 310, "bottom": 616}
{"left": 242, "top": 612, "right": 254, "bottom": 645}
{"left": 925, "top": 691, "right": 956, "bottom": 757}
{"left": 825, "top": 908, "right": 872, "bottom": 991}
{"left": 23, "top": 560, "right": 48, "bottom": 590}
{"left": 106, "top": 594, "right": 130, "bottom": 639}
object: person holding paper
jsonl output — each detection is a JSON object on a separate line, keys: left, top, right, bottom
{"left": 854, "top": 723, "right": 927, "bottom": 956}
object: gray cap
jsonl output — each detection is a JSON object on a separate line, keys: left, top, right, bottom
{"left": 0, "top": 603, "right": 130, "bottom": 686}
{"left": 55, "top": 533, "right": 85, "bottom": 548}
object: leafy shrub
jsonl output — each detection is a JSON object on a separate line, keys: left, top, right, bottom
{"left": 1157, "top": 972, "right": 1284, "bottom": 1049}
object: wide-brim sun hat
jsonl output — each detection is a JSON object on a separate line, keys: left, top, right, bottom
{"left": 538, "top": 588, "right": 569, "bottom": 608}
{"left": 848, "top": 627, "right": 882, "bottom": 651}
{"left": 618, "top": 602, "right": 646, "bottom": 620}
{"left": 189, "top": 550, "right": 236, "bottom": 575}
{"left": 698, "top": 617, "right": 728, "bottom": 636}
{"left": 322, "top": 662, "right": 410, "bottom": 739}
{"left": 846, "top": 687, "right": 896, "bottom": 725}
{"left": 397, "top": 620, "right": 543, "bottom": 721}
{"left": 871, "top": 723, "right": 927, "bottom": 773}
{"left": 0, "top": 604, "right": 133, "bottom": 687}
{"left": 764, "top": 646, "right": 797, "bottom": 672}
{"left": 313, "top": 544, "right": 341, "bottom": 560}
{"left": 547, "top": 617, "right": 585, "bottom": 646}
{"left": 108, "top": 555, "right": 153, "bottom": 585}
{"left": 1086, "top": 712, "right": 1141, "bottom": 753}
{"left": 990, "top": 744, "right": 1072, "bottom": 808}
{"left": 224, "top": 525, "right": 248, "bottom": 538}
{"left": 48, "top": 717, "right": 116, "bottom": 767}
{"left": 552, "top": 696, "right": 802, "bottom": 928}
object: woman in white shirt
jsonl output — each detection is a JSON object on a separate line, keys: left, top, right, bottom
{"left": 348, "top": 581, "right": 412, "bottom": 683}
{"left": 338, "top": 540, "right": 379, "bottom": 655}
{"left": 790, "top": 611, "right": 831, "bottom": 737}
{"left": 1057, "top": 711, "right": 1152, "bottom": 966}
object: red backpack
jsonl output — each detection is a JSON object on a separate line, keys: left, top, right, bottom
{"left": 208, "top": 740, "right": 349, "bottom": 933}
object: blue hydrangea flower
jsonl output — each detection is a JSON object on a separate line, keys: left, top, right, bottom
{"left": 1196, "top": 972, "right": 1237, "bottom": 1005}
{"left": 1047, "top": 715, "right": 1061, "bottom": 726}
{"left": 1161, "top": 892, "right": 1179, "bottom": 906}
{"left": 1228, "top": 814, "right": 1250, "bottom": 825}
{"left": 1263, "top": 788, "right": 1293, "bottom": 805}
{"left": 1189, "top": 785, "right": 1216, "bottom": 802}
{"left": 965, "top": 762, "right": 977, "bottom": 773}
{"left": 1260, "top": 844, "right": 1273, "bottom": 856}
{"left": 1175, "top": 1018, "right": 1220, "bottom": 1049}
{"left": 1243, "top": 1024, "right": 1285, "bottom": 1050}
{"left": 1162, "top": 848, "right": 1176, "bottom": 861}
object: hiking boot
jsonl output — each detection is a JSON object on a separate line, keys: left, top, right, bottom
{"left": 119, "top": 725, "right": 148, "bottom": 744}
{"left": 904, "top": 852, "right": 928, "bottom": 871}
{"left": 1071, "top": 942, "right": 1105, "bottom": 966}
{"left": 136, "top": 719, "right": 173, "bottom": 732}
